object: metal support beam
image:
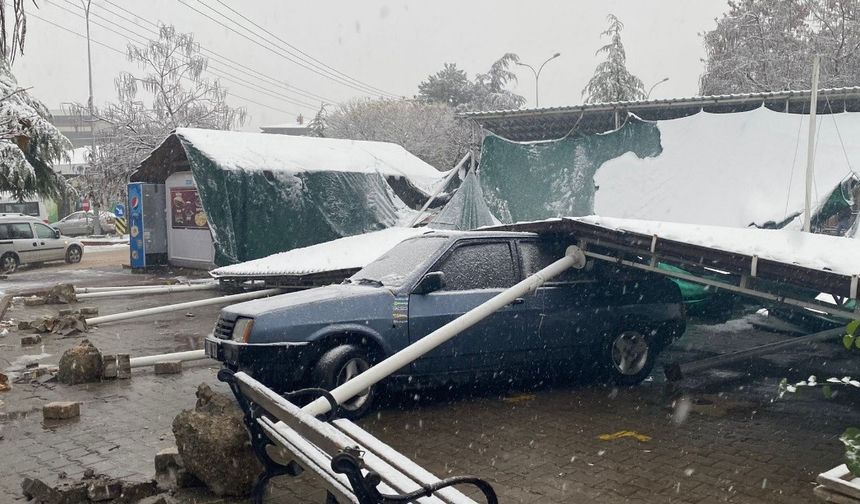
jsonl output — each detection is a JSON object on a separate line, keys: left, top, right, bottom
{"left": 666, "top": 326, "right": 843, "bottom": 380}
{"left": 584, "top": 250, "right": 858, "bottom": 320}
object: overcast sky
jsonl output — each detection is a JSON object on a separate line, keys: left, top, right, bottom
{"left": 16, "top": 0, "right": 729, "bottom": 130}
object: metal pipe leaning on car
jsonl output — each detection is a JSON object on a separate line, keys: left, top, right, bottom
{"left": 302, "top": 245, "right": 588, "bottom": 417}
{"left": 85, "top": 288, "right": 283, "bottom": 326}
{"left": 76, "top": 283, "right": 220, "bottom": 300}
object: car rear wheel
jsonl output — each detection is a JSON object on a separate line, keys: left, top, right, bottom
{"left": 604, "top": 329, "right": 656, "bottom": 386}
{"left": 313, "top": 344, "right": 375, "bottom": 419}
{"left": 65, "top": 245, "right": 82, "bottom": 264}
{"left": 1, "top": 253, "right": 18, "bottom": 273}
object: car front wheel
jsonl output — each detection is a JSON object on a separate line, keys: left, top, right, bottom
{"left": 313, "top": 344, "right": 375, "bottom": 419}
{"left": 65, "top": 245, "right": 82, "bottom": 264}
{"left": 604, "top": 329, "right": 656, "bottom": 386}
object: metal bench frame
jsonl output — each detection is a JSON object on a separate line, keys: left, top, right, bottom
{"left": 219, "top": 369, "right": 498, "bottom": 504}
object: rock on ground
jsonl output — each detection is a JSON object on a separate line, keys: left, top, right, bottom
{"left": 171, "top": 384, "right": 262, "bottom": 497}
{"left": 58, "top": 339, "right": 103, "bottom": 385}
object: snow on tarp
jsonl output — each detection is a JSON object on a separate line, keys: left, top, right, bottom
{"left": 428, "top": 170, "right": 501, "bottom": 230}
{"left": 174, "top": 128, "right": 447, "bottom": 192}
{"left": 210, "top": 227, "right": 426, "bottom": 278}
{"left": 576, "top": 216, "right": 860, "bottom": 277}
{"left": 594, "top": 108, "right": 859, "bottom": 228}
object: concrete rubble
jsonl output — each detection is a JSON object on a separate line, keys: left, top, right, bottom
{"left": 58, "top": 340, "right": 103, "bottom": 385}
{"left": 171, "top": 383, "right": 262, "bottom": 497}
{"left": 21, "top": 472, "right": 162, "bottom": 504}
{"left": 43, "top": 401, "right": 81, "bottom": 420}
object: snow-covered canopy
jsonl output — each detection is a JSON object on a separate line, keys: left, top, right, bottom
{"left": 210, "top": 227, "right": 426, "bottom": 278}
{"left": 594, "top": 108, "right": 859, "bottom": 228}
{"left": 577, "top": 216, "right": 860, "bottom": 277}
{"left": 174, "top": 128, "right": 447, "bottom": 192}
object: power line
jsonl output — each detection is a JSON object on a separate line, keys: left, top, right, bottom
{"left": 210, "top": 0, "right": 397, "bottom": 97}
{"left": 176, "top": 0, "right": 396, "bottom": 98}
{"left": 97, "top": 0, "right": 336, "bottom": 105}
{"left": 26, "top": 10, "right": 301, "bottom": 117}
{"left": 59, "top": 0, "right": 319, "bottom": 110}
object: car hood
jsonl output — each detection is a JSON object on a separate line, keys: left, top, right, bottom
{"left": 222, "top": 283, "right": 392, "bottom": 319}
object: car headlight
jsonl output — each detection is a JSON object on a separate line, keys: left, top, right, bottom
{"left": 231, "top": 317, "right": 254, "bottom": 343}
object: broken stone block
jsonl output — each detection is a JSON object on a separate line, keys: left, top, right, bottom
{"left": 58, "top": 339, "right": 103, "bottom": 385}
{"left": 138, "top": 493, "right": 179, "bottom": 504}
{"left": 154, "top": 446, "right": 203, "bottom": 490}
{"left": 21, "top": 477, "right": 61, "bottom": 502}
{"left": 20, "top": 334, "right": 41, "bottom": 346}
{"left": 102, "top": 355, "right": 117, "bottom": 379}
{"left": 86, "top": 479, "right": 122, "bottom": 501}
{"left": 114, "top": 480, "right": 159, "bottom": 503}
{"left": 43, "top": 401, "right": 80, "bottom": 420}
{"left": 17, "top": 320, "right": 31, "bottom": 330}
{"left": 58, "top": 308, "right": 78, "bottom": 316}
{"left": 154, "top": 361, "right": 182, "bottom": 375}
{"left": 0, "top": 372, "right": 9, "bottom": 392}
{"left": 117, "top": 354, "right": 131, "bottom": 379}
{"left": 172, "top": 384, "right": 262, "bottom": 496}
{"left": 79, "top": 306, "right": 99, "bottom": 316}
{"left": 23, "top": 296, "right": 46, "bottom": 306}
{"left": 45, "top": 283, "right": 77, "bottom": 304}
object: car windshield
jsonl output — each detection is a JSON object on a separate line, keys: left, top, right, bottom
{"left": 350, "top": 236, "right": 447, "bottom": 288}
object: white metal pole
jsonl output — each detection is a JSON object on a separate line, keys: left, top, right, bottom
{"left": 75, "top": 280, "right": 217, "bottom": 293}
{"left": 76, "top": 283, "right": 219, "bottom": 299}
{"left": 302, "top": 246, "right": 587, "bottom": 417}
{"left": 804, "top": 55, "right": 821, "bottom": 233}
{"left": 86, "top": 288, "right": 282, "bottom": 326}
{"left": 130, "top": 349, "right": 207, "bottom": 368}
{"left": 408, "top": 152, "right": 471, "bottom": 227}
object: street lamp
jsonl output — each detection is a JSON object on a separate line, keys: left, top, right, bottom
{"left": 516, "top": 52, "right": 561, "bottom": 108}
{"left": 646, "top": 77, "right": 669, "bottom": 100}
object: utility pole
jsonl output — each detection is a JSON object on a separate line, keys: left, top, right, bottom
{"left": 81, "top": 0, "right": 101, "bottom": 234}
{"left": 516, "top": 53, "right": 561, "bottom": 108}
{"left": 803, "top": 55, "right": 820, "bottom": 233}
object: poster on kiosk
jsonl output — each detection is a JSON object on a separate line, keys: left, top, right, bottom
{"left": 127, "top": 182, "right": 167, "bottom": 269}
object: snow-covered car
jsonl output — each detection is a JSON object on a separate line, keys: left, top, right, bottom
{"left": 0, "top": 214, "right": 84, "bottom": 272}
{"left": 51, "top": 211, "right": 117, "bottom": 236}
{"left": 205, "top": 231, "right": 686, "bottom": 418}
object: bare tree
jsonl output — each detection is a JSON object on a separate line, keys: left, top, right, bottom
{"left": 74, "top": 24, "right": 246, "bottom": 206}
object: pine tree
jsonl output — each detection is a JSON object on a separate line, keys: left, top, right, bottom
{"left": 418, "top": 63, "right": 473, "bottom": 107}
{"left": 581, "top": 14, "right": 645, "bottom": 103}
{"left": 418, "top": 54, "right": 525, "bottom": 111}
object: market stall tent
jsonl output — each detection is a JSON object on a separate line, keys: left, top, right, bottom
{"left": 132, "top": 128, "right": 448, "bottom": 266}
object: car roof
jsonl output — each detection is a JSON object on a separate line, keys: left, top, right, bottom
{"left": 412, "top": 229, "right": 539, "bottom": 240}
{"left": 0, "top": 214, "right": 42, "bottom": 222}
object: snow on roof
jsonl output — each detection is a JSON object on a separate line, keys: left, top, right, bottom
{"left": 260, "top": 123, "right": 309, "bottom": 129}
{"left": 576, "top": 216, "right": 860, "bottom": 277}
{"left": 210, "top": 227, "right": 427, "bottom": 277}
{"left": 593, "top": 107, "right": 860, "bottom": 228}
{"left": 175, "top": 128, "right": 446, "bottom": 192}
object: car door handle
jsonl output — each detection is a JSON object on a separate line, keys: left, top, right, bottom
{"left": 40, "top": 242, "right": 45, "bottom": 245}
{"left": 509, "top": 297, "right": 525, "bottom": 305}
{"left": 32, "top": 242, "right": 37, "bottom": 247}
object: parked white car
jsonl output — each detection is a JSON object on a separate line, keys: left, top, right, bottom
{"left": 0, "top": 214, "right": 84, "bottom": 272}
{"left": 51, "top": 211, "right": 117, "bottom": 236}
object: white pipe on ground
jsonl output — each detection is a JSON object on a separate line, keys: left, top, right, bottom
{"left": 86, "top": 288, "right": 282, "bottom": 326}
{"left": 77, "top": 283, "right": 219, "bottom": 299}
{"left": 130, "top": 349, "right": 208, "bottom": 368}
{"left": 76, "top": 281, "right": 217, "bottom": 294}
{"left": 302, "top": 246, "right": 587, "bottom": 417}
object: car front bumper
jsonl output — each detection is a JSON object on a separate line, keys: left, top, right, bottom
{"left": 204, "top": 335, "right": 316, "bottom": 388}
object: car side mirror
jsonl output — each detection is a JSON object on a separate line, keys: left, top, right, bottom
{"left": 414, "top": 271, "right": 446, "bottom": 295}
{"left": 53, "top": 229, "right": 60, "bottom": 239}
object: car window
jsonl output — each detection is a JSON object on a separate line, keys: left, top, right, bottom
{"left": 353, "top": 236, "right": 448, "bottom": 287}
{"left": 0, "top": 223, "right": 34, "bottom": 239}
{"left": 437, "top": 242, "right": 516, "bottom": 291}
{"left": 34, "top": 223, "right": 55, "bottom": 239}
{"left": 518, "top": 241, "right": 590, "bottom": 283}
{"left": 64, "top": 212, "right": 82, "bottom": 221}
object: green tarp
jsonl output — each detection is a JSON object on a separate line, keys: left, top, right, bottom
{"left": 182, "top": 142, "right": 410, "bottom": 266}
{"left": 479, "top": 118, "right": 662, "bottom": 223}
{"left": 428, "top": 170, "right": 499, "bottom": 230}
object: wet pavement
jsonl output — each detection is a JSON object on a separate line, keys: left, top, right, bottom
{"left": 0, "top": 266, "right": 857, "bottom": 503}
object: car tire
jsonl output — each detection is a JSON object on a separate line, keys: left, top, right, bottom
{"left": 1, "top": 253, "right": 18, "bottom": 273}
{"left": 603, "top": 329, "right": 657, "bottom": 386}
{"left": 313, "top": 344, "right": 375, "bottom": 420}
{"left": 65, "top": 245, "right": 82, "bottom": 264}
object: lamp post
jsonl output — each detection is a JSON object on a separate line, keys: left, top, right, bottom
{"left": 516, "top": 52, "right": 561, "bottom": 108}
{"left": 646, "top": 77, "right": 669, "bottom": 100}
